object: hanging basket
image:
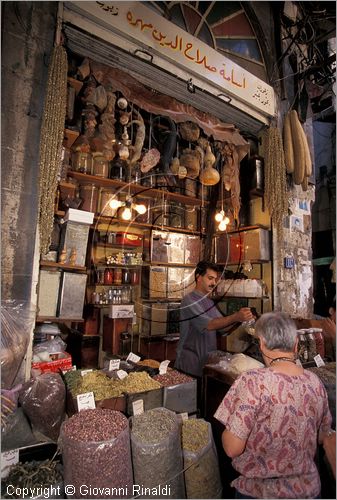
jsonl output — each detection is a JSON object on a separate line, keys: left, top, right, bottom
{"left": 179, "top": 121, "right": 200, "bottom": 142}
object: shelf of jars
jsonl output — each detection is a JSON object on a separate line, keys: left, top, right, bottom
{"left": 67, "top": 171, "right": 208, "bottom": 207}
{"left": 93, "top": 216, "right": 204, "bottom": 236}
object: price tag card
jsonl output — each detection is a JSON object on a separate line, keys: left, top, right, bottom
{"left": 127, "top": 352, "right": 141, "bottom": 363}
{"left": 179, "top": 412, "right": 188, "bottom": 422}
{"left": 77, "top": 392, "right": 96, "bottom": 411}
{"left": 159, "top": 360, "right": 170, "bottom": 375}
{"left": 1, "top": 449, "right": 19, "bottom": 478}
{"left": 314, "top": 354, "right": 325, "bottom": 367}
{"left": 71, "top": 365, "right": 77, "bottom": 371}
{"left": 109, "top": 359, "right": 120, "bottom": 371}
{"left": 81, "top": 369, "right": 93, "bottom": 376}
{"left": 117, "top": 369, "right": 128, "bottom": 380}
{"left": 132, "top": 399, "right": 144, "bottom": 415}
{"left": 295, "top": 359, "right": 303, "bottom": 367}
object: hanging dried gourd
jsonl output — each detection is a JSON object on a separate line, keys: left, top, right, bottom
{"left": 263, "top": 127, "right": 288, "bottom": 238}
{"left": 128, "top": 110, "right": 145, "bottom": 168}
{"left": 179, "top": 149, "right": 200, "bottom": 179}
{"left": 283, "top": 112, "right": 294, "bottom": 174}
{"left": 199, "top": 145, "right": 220, "bottom": 186}
{"left": 289, "top": 110, "right": 306, "bottom": 185}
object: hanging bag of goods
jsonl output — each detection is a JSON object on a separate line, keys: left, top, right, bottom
{"left": 19, "top": 372, "right": 66, "bottom": 442}
{"left": 130, "top": 407, "right": 186, "bottom": 499}
{"left": 182, "top": 419, "right": 222, "bottom": 499}
{"left": 59, "top": 409, "right": 133, "bottom": 499}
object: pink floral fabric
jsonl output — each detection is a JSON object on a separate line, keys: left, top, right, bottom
{"left": 214, "top": 368, "right": 332, "bottom": 499}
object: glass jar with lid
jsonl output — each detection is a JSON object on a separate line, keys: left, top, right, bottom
{"left": 92, "top": 152, "right": 109, "bottom": 178}
{"left": 72, "top": 150, "right": 93, "bottom": 174}
{"left": 79, "top": 184, "right": 99, "bottom": 212}
{"left": 169, "top": 202, "right": 184, "bottom": 228}
{"left": 99, "top": 188, "right": 118, "bottom": 217}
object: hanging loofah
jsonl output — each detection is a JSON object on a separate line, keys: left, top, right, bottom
{"left": 38, "top": 45, "right": 68, "bottom": 254}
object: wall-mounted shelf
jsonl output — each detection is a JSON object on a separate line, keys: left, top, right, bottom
{"left": 216, "top": 224, "right": 270, "bottom": 235}
{"left": 94, "top": 242, "right": 142, "bottom": 250}
{"left": 40, "top": 261, "right": 87, "bottom": 272}
{"left": 36, "top": 316, "right": 84, "bottom": 323}
{"left": 68, "top": 171, "right": 207, "bottom": 206}
{"left": 94, "top": 216, "right": 204, "bottom": 236}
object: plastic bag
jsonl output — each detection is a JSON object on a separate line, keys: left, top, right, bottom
{"left": 182, "top": 419, "right": 222, "bottom": 498}
{"left": 1, "top": 385, "right": 21, "bottom": 433}
{"left": 130, "top": 408, "right": 185, "bottom": 498}
{"left": 19, "top": 373, "right": 66, "bottom": 441}
{"left": 1, "top": 300, "right": 34, "bottom": 389}
{"left": 60, "top": 409, "right": 133, "bottom": 498}
{"left": 32, "top": 338, "right": 67, "bottom": 362}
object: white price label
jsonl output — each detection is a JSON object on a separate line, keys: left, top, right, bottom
{"left": 127, "top": 352, "right": 141, "bottom": 363}
{"left": 109, "top": 359, "right": 120, "bottom": 371}
{"left": 77, "top": 392, "right": 96, "bottom": 411}
{"left": 1, "top": 449, "right": 19, "bottom": 478}
{"left": 314, "top": 354, "right": 325, "bottom": 367}
{"left": 117, "top": 369, "right": 128, "bottom": 380}
{"left": 132, "top": 399, "right": 144, "bottom": 415}
{"left": 81, "top": 369, "right": 93, "bottom": 376}
{"left": 71, "top": 365, "right": 77, "bottom": 371}
{"left": 179, "top": 412, "right": 188, "bottom": 421}
{"left": 159, "top": 360, "right": 170, "bottom": 375}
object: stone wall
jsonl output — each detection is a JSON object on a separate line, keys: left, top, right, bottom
{"left": 1, "top": 2, "right": 58, "bottom": 301}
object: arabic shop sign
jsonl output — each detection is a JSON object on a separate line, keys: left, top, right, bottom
{"left": 69, "top": 1, "right": 275, "bottom": 116}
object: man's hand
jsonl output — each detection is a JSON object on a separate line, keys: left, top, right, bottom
{"left": 235, "top": 308, "right": 254, "bottom": 323}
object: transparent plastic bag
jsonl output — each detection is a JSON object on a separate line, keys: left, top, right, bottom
{"left": 32, "top": 338, "right": 67, "bottom": 362}
{"left": 60, "top": 409, "right": 133, "bottom": 498}
{"left": 130, "top": 408, "right": 185, "bottom": 499}
{"left": 1, "top": 300, "right": 34, "bottom": 389}
{"left": 1, "top": 385, "right": 22, "bottom": 433}
{"left": 19, "top": 373, "right": 66, "bottom": 441}
{"left": 182, "top": 419, "right": 222, "bottom": 498}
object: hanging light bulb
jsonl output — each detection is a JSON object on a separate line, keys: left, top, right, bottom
{"left": 223, "top": 216, "right": 230, "bottom": 225}
{"left": 218, "top": 219, "right": 228, "bottom": 231}
{"left": 121, "top": 202, "right": 132, "bottom": 221}
{"left": 134, "top": 203, "right": 147, "bottom": 215}
{"left": 109, "top": 197, "right": 122, "bottom": 210}
{"left": 215, "top": 210, "right": 224, "bottom": 222}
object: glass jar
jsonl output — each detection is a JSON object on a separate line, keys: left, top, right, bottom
{"left": 297, "top": 330, "right": 308, "bottom": 363}
{"left": 96, "top": 269, "right": 105, "bottom": 284}
{"left": 169, "top": 202, "right": 184, "bottom": 228}
{"left": 130, "top": 269, "right": 139, "bottom": 285}
{"left": 72, "top": 151, "right": 93, "bottom": 174}
{"left": 131, "top": 163, "right": 142, "bottom": 184}
{"left": 141, "top": 171, "right": 155, "bottom": 188}
{"left": 122, "top": 268, "right": 131, "bottom": 284}
{"left": 92, "top": 153, "right": 109, "bottom": 178}
{"left": 99, "top": 189, "right": 118, "bottom": 217}
{"left": 113, "top": 268, "right": 123, "bottom": 285}
{"left": 185, "top": 178, "right": 197, "bottom": 197}
{"left": 104, "top": 268, "right": 114, "bottom": 285}
{"left": 110, "top": 158, "right": 127, "bottom": 181}
{"left": 185, "top": 206, "right": 198, "bottom": 231}
{"left": 79, "top": 184, "right": 99, "bottom": 212}
{"left": 152, "top": 208, "right": 170, "bottom": 227}
{"left": 311, "top": 328, "right": 325, "bottom": 358}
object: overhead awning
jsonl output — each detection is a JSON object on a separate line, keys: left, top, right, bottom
{"left": 63, "top": 3, "right": 272, "bottom": 136}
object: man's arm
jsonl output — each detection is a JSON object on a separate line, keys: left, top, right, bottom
{"left": 221, "top": 429, "right": 247, "bottom": 458}
{"left": 207, "top": 307, "right": 253, "bottom": 331}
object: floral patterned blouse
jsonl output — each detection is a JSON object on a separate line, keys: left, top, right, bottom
{"left": 214, "top": 368, "right": 332, "bottom": 499}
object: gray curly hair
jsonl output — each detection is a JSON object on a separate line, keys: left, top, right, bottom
{"left": 255, "top": 312, "right": 297, "bottom": 351}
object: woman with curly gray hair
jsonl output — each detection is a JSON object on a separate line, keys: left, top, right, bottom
{"left": 215, "top": 312, "right": 333, "bottom": 499}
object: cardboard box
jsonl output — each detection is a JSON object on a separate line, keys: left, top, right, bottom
{"left": 116, "top": 232, "right": 142, "bottom": 247}
{"left": 108, "top": 304, "right": 134, "bottom": 319}
{"left": 244, "top": 228, "right": 270, "bottom": 261}
{"left": 32, "top": 352, "right": 72, "bottom": 374}
{"left": 163, "top": 380, "right": 197, "bottom": 414}
{"left": 59, "top": 221, "right": 90, "bottom": 266}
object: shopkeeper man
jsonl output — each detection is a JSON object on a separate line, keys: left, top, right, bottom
{"left": 175, "top": 260, "right": 254, "bottom": 378}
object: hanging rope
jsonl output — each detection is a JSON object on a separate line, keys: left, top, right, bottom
{"left": 38, "top": 44, "right": 67, "bottom": 254}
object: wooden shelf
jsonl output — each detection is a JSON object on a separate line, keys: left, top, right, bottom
{"left": 87, "top": 283, "right": 133, "bottom": 287}
{"left": 216, "top": 260, "right": 271, "bottom": 265}
{"left": 67, "top": 171, "right": 207, "bottom": 206}
{"left": 55, "top": 210, "right": 65, "bottom": 217}
{"left": 214, "top": 295, "right": 270, "bottom": 300}
{"left": 94, "top": 215, "right": 203, "bottom": 236}
{"left": 94, "top": 242, "right": 142, "bottom": 250}
{"left": 90, "top": 303, "right": 133, "bottom": 308}
{"left": 146, "top": 262, "right": 196, "bottom": 267}
{"left": 94, "top": 263, "right": 142, "bottom": 268}
{"left": 36, "top": 316, "right": 84, "bottom": 323}
{"left": 40, "top": 261, "right": 87, "bottom": 272}
{"left": 216, "top": 224, "right": 270, "bottom": 235}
